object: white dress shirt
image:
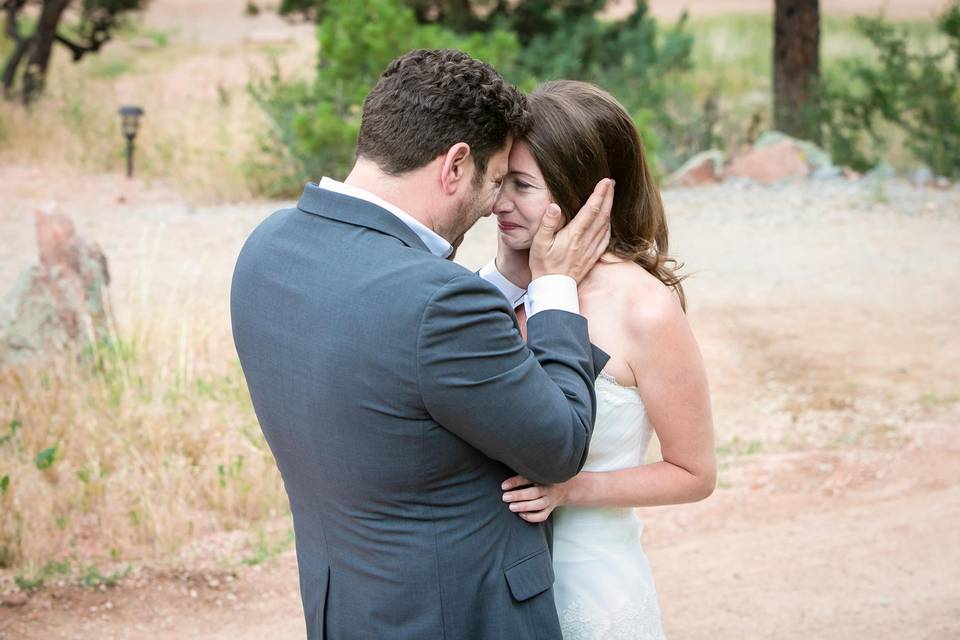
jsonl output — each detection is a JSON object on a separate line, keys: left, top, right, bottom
{"left": 318, "top": 177, "right": 579, "bottom": 318}
{"left": 319, "top": 177, "right": 453, "bottom": 258}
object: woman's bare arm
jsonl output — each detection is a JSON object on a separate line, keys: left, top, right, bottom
{"left": 502, "top": 286, "right": 715, "bottom": 520}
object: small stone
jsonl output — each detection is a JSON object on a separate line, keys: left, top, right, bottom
{"left": 723, "top": 140, "right": 810, "bottom": 185}
{"left": 1, "top": 592, "right": 29, "bottom": 607}
{"left": 911, "top": 166, "right": 935, "bottom": 186}
{"left": 665, "top": 150, "right": 724, "bottom": 188}
{"left": 189, "top": 589, "right": 198, "bottom": 599}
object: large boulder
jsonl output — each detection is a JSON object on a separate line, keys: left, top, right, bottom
{"left": 723, "top": 139, "right": 811, "bottom": 185}
{"left": 753, "top": 131, "right": 834, "bottom": 173}
{"left": 0, "top": 208, "right": 112, "bottom": 366}
{"left": 723, "top": 132, "right": 837, "bottom": 185}
{"left": 665, "top": 150, "right": 725, "bottom": 188}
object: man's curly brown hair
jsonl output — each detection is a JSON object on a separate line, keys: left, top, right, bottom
{"left": 356, "top": 49, "right": 529, "bottom": 179}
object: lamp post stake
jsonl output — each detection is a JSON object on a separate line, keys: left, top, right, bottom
{"left": 117, "top": 106, "right": 144, "bottom": 179}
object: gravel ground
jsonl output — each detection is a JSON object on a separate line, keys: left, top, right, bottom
{"left": 2, "top": 165, "right": 958, "bottom": 638}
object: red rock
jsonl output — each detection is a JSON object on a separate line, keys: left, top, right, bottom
{"left": 666, "top": 150, "right": 724, "bottom": 188}
{"left": 1, "top": 591, "right": 29, "bottom": 607}
{"left": 723, "top": 139, "right": 810, "bottom": 185}
{"left": 0, "top": 207, "right": 112, "bottom": 366}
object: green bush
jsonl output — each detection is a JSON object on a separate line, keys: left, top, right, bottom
{"left": 820, "top": 2, "right": 960, "bottom": 176}
{"left": 509, "top": 2, "right": 692, "bottom": 172}
{"left": 248, "top": 0, "right": 521, "bottom": 196}
{"left": 249, "top": 0, "right": 696, "bottom": 195}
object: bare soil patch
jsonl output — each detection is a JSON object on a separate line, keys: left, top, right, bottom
{"left": 1, "top": 168, "right": 957, "bottom": 639}
{"left": 1, "top": 1, "right": 958, "bottom": 637}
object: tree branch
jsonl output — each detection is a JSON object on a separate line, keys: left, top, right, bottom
{"left": 55, "top": 29, "right": 111, "bottom": 62}
{"left": 1, "top": 32, "right": 31, "bottom": 96}
{"left": 3, "top": 0, "right": 29, "bottom": 45}
{"left": 1, "top": 0, "right": 30, "bottom": 97}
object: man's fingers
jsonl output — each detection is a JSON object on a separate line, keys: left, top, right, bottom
{"left": 519, "top": 510, "right": 550, "bottom": 523}
{"left": 564, "top": 178, "right": 611, "bottom": 236}
{"left": 503, "top": 486, "right": 543, "bottom": 503}
{"left": 529, "top": 203, "right": 563, "bottom": 254}
{"left": 509, "top": 497, "right": 548, "bottom": 512}
{"left": 583, "top": 179, "right": 614, "bottom": 248}
{"left": 600, "top": 178, "right": 615, "bottom": 218}
{"left": 538, "top": 204, "right": 563, "bottom": 234}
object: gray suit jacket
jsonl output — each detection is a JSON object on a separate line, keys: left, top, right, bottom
{"left": 231, "top": 183, "right": 609, "bottom": 639}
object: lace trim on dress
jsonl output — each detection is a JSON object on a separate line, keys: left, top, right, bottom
{"left": 597, "top": 370, "right": 638, "bottom": 390}
{"left": 559, "top": 597, "right": 667, "bottom": 640}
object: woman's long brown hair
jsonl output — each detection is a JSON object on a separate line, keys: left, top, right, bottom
{"left": 525, "top": 80, "right": 687, "bottom": 310}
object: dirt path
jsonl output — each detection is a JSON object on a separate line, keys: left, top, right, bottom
{"left": 2, "top": 1, "right": 959, "bottom": 637}
{"left": 1, "top": 167, "right": 958, "bottom": 638}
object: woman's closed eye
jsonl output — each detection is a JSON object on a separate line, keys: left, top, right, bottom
{"left": 513, "top": 178, "right": 534, "bottom": 190}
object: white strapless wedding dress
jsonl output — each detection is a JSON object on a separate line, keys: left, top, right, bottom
{"left": 552, "top": 371, "right": 666, "bottom": 640}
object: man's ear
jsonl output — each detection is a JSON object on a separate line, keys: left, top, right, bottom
{"left": 439, "top": 143, "right": 472, "bottom": 195}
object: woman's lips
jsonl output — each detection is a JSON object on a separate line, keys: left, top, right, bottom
{"left": 498, "top": 221, "right": 522, "bottom": 231}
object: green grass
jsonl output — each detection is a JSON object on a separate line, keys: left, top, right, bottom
{"left": 916, "top": 392, "right": 960, "bottom": 406}
{"left": 716, "top": 436, "right": 765, "bottom": 457}
{"left": 240, "top": 527, "right": 295, "bottom": 566}
{"left": 670, "top": 12, "right": 946, "bottom": 163}
{"left": 685, "top": 14, "right": 944, "bottom": 100}
{"left": 117, "top": 23, "right": 173, "bottom": 49}
{"left": 87, "top": 57, "right": 135, "bottom": 79}
{"left": 13, "top": 558, "right": 129, "bottom": 591}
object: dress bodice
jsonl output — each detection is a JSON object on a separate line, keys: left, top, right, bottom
{"left": 582, "top": 371, "right": 654, "bottom": 472}
{"left": 552, "top": 371, "right": 655, "bottom": 544}
{"left": 551, "top": 371, "right": 667, "bottom": 639}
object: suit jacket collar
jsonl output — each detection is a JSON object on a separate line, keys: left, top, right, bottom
{"left": 297, "top": 182, "right": 432, "bottom": 253}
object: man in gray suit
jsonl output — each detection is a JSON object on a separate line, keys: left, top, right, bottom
{"left": 231, "top": 49, "right": 613, "bottom": 639}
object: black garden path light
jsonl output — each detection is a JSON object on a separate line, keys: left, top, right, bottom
{"left": 118, "top": 106, "right": 144, "bottom": 178}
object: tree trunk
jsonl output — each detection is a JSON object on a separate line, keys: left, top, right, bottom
{"left": 773, "top": 0, "right": 820, "bottom": 142}
{"left": 21, "top": 0, "right": 72, "bottom": 105}
{"left": 1, "top": 34, "right": 31, "bottom": 97}
{"left": 441, "top": 0, "right": 480, "bottom": 31}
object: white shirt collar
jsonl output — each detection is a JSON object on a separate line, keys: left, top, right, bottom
{"left": 318, "top": 177, "right": 453, "bottom": 258}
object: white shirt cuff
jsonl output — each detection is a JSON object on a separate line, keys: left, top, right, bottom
{"left": 479, "top": 260, "right": 527, "bottom": 308}
{"left": 524, "top": 274, "right": 579, "bottom": 318}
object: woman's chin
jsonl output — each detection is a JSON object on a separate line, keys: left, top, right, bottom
{"left": 498, "top": 232, "right": 532, "bottom": 251}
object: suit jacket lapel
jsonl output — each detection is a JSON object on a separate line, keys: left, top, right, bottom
{"left": 297, "top": 182, "right": 432, "bottom": 253}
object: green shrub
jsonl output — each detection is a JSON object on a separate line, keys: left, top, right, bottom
{"left": 513, "top": 2, "right": 692, "bottom": 171}
{"left": 820, "top": 2, "right": 960, "bottom": 176}
{"left": 248, "top": 0, "right": 521, "bottom": 196}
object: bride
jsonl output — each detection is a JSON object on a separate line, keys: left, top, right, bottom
{"left": 491, "top": 81, "right": 716, "bottom": 639}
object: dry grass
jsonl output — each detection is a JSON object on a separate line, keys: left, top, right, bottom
{"left": 0, "top": 4, "right": 949, "bottom": 578}
{"left": 0, "top": 23, "right": 312, "bottom": 203}
{"left": 0, "top": 11, "right": 945, "bottom": 202}
{"left": 0, "top": 255, "right": 285, "bottom": 572}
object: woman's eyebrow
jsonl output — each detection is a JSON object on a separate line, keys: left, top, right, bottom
{"left": 509, "top": 170, "right": 539, "bottom": 180}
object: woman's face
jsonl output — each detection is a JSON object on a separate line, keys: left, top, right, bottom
{"left": 492, "top": 140, "right": 553, "bottom": 250}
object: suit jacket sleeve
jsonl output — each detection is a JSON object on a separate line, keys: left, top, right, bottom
{"left": 417, "top": 274, "right": 609, "bottom": 485}
{"left": 476, "top": 265, "right": 611, "bottom": 375}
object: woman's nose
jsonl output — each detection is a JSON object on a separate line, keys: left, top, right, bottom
{"left": 493, "top": 191, "right": 513, "bottom": 215}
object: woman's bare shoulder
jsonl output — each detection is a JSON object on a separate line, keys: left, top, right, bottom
{"left": 596, "top": 260, "right": 685, "bottom": 337}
